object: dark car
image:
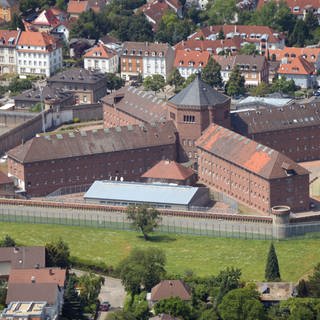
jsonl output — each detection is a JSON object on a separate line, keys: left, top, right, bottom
{"left": 99, "top": 301, "right": 111, "bottom": 311}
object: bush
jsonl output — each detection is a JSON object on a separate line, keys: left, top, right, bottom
{"left": 73, "top": 117, "right": 80, "bottom": 123}
{"left": 69, "top": 256, "right": 115, "bottom": 276}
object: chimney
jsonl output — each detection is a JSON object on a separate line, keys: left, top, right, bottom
{"left": 31, "top": 276, "right": 36, "bottom": 283}
{"left": 210, "top": 26, "right": 213, "bottom": 32}
{"left": 49, "top": 269, "right": 54, "bottom": 275}
{"left": 13, "top": 247, "right": 19, "bottom": 253}
{"left": 234, "top": 25, "right": 237, "bottom": 33}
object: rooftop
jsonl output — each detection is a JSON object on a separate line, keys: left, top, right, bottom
{"left": 102, "top": 86, "right": 168, "bottom": 123}
{"left": 2, "top": 301, "right": 47, "bottom": 317}
{"left": 231, "top": 100, "right": 320, "bottom": 134}
{"left": 141, "top": 160, "right": 194, "bottom": 181}
{"left": 150, "top": 280, "right": 191, "bottom": 301}
{"left": 278, "top": 56, "right": 315, "bottom": 75}
{"left": 0, "top": 30, "right": 20, "bottom": 47}
{"left": 84, "top": 181, "right": 201, "bottom": 206}
{"left": 0, "top": 246, "right": 45, "bottom": 270}
{"left": 9, "top": 268, "right": 66, "bottom": 287}
{"left": 17, "top": 31, "right": 58, "bottom": 50}
{"left": 84, "top": 43, "right": 117, "bottom": 59}
{"left": 122, "top": 41, "right": 171, "bottom": 56}
{"left": 7, "top": 121, "right": 177, "bottom": 163}
{"left": 174, "top": 49, "right": 210, "bottom": 68}
{"left": 169, "top": 74, "right": 230, "bottom": 109}
{"left": 196, "top": 124, "right": 309, "bottom": 179}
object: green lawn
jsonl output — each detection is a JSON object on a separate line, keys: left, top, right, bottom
{"left": 0, "top": 222, "right": 320, "bottom": 282}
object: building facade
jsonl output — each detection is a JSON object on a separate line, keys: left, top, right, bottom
{"left": 121, "top": 42, "right": 174, "bottom": 81}
{"left": 0, "top": 29, "right": 20, "bottom": 74}
{"left": 0, "top": 0, "right": 18, "bottom": 22}
{"left": 16, "top": 31, "right": 62, "bottom": 77}
{"left": 47, "top": 68, "right": 108, "bottom": 104}
{"left": 196, "top": 124, "right": 310, "bottom": 213}
{"left": 84, "top": 43, "right": 118, "bottom": 74}
{"left": 7, "top": 122, "right": 178, "bottom": 196}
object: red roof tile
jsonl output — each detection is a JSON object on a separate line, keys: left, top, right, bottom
{"left": 278, "top": 56, "right": 315, "bottom": 75}
{"left": 67, "top": 0, "right": 88, "bottom": 14}
{"left": 17, "top": 31, "right": 59, "bottom": 50}
{"left": 151, "top": 280, "right": 191, "bottom": 301}
{"left": 268, "top": 47, "right": 320, "bottom": 64}
{"left": 141, "top": 160, "right": 195, "bottom": 180}
{"left": 174, "top": 49, "right": 210, "bottom": 68}
{"left": 84, "top": 43, "right": 117, "bottom": 59}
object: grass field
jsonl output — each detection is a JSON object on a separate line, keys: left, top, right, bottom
{"left": 1, "top": 222, "right": 320, "bottom": 282}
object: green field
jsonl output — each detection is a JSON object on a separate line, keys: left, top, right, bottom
{"left": 0, "top": 222, "right": 320, "bottom": 282}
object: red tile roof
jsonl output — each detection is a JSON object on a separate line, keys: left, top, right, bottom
{"left": 151, "top": 280, "right": 191, "bottom": 302}
{"left": 17, "top": 31, "right": 59, "bottom": 50}
{"left": 9, "top": 268, "right": 67, "bottom": 287}
{"left": 84, "top": 43, "right": 117, "bottom": 59}
{"left": 278, "top": 56, "right": 315, "bottom": 75}
{"left": 258, "top": 0, "right": 320, "bottom": 13}
{"left": 174, "top": 49, "right": 210, "bottom": 68}
{"left": 175, "top": 38, "right": 242, "bottom": 54}
{"left": 0, "top": 30, "right": 20, "bottom": 47}
{"left": 31, "top": 9, "right": 60, "bottom": 27}
{"left": 141, "top": 160, "right": 195, "bottom": 180}
{"left": 141, "top": 0, "right": 170, "bottom": 28}
{"left": 196, "top": 124, "right": 309, "bottom": 179}
{"left": 0, "top": 171, "right": 13, "bottom": 185}
{"left": 67, "top": 0, "right": 88, "bottom": 14}
{"left": 268, "top": 47, "right": 320, "bottom": 65}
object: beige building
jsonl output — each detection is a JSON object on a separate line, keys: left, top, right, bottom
{"left": 0, "top": 29, "right": 20, "bottom": 75}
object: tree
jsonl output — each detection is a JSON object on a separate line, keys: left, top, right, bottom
{"left": 167, "top": 68, "right": 185, "bottom": 89}
{"left": 218, "top": 288, "right": 266, "bottom": 320}
{"left": 288, "top": 19, "right": 310, "bottom": 47}
{"left": 61, "top": 274, "right": 84, "bottom": 319}
{"left": 126, "top": 204, "right": 162, "bottom": 240}
{"left": 108, "top": 310, "right": 136, "bottom": 320}
{"left": 250, "top": 82, "right": 270, "bottom": 97}
{"left": 307, "top": 263, "right": 320, "bottom": 297}
{"left": 199, "top": 308, "right": 219, "bottom": 320}
{"left": 125, "top": 291, "right": 150, "bottom": 320}
{"left": 225, "top": 66, "right": 245, "bottom": 97}
{"left": 143, "top": 75, "right": 165, "bottom": 93}
{"left": 0, "top": 235, "right": 16, "bottom": 247}
{"left": 265, "top": 243, "right": 281, "bottom": 281}
{"left": 217, "top": 29, "right": 225, "bottom": 40}
{"left": 154, "top": 297, "right": 193, "bottom": 320}
{"left": 106, "top": 73, "right": 124, "bottom": 92}
{"left": 271, "top": 76, "right": 296, "bottom": 95}
{"left": 183, "top": 73, "right": 197, "bottom": 88}
{"left": 10, "top": 13, "right": 25, "bottom": 31}
{"left": 201, "top": 57, "right": 222, "bottom": 88}
{"left": 239, "top": 43, "right": 259, "bottom": 55}
{"left": 296, "top": 279, "right": 309, "bottom": 297}
{"left": 19, "top": 0, "right": 38, "bottom": 13}
{"left": 305, "top": 11, "right": 318, "bottom": 33}
{"left": 207, "top": 0, "right": 237, "bottom": 24}
{"left": 46, "top": 238, "right": 70, "bottom": 268}
{"left": 117, "top": 248, "right": 166, "bottom": 295}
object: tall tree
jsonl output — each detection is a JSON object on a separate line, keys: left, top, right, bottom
{"left": 0, "top": 235, "right": 16, "bottom": 247}
{"left": 307, "top": 263, "right": 320, "bottom": 297}
{"left": 207, "top": 0, "right": 237, "bottom": 24}
{"left": 167, "top": 68, "right": 185, "bottom": 90}
{"left": 117, "top": 248, "right": 166, "bottom": 295}
{"left": 154, "top": 297, "right": 193, "bottom": 320}
{"left": 288, "top": 19, "right": 310, "bottom": 47}
{"left": 304, "top": 11, "right": 318, "bottom": 32}
{"left": 143, "top": 75, "right": 166, "bottom": 93}
{"left": 201, "top": 57, "right": 222, "bottom": 88}
{"left": 106, "top": 73, "right": 124, "bottom": 92}
{"left": 78, "top": 273, "right": 104, "bottom": 309}
{"left": 62, "top": 274, "right": 84, "bottom": 319}
{"left": 126, "top": 204, "right": 162, "bottom": 240}
{"left": 225, "top": 66, "right": 245, "bottom": 97}
{"left": 46, "top": 238, "right": 70, "bottom": 268}
{"left": 265, "top": 243, "right": 281, "bottom": 281}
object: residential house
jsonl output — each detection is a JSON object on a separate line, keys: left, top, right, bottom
{"left": 188, "top": 25, "right": 285, "bottom": 54}
{"left": 1, "top": 301, "right": 56, "bottom": 320}
{"left": 278, "top": 56, "right": 316, "bottom": 88}
{"left": 7, "top": 121, "right": 178, "bottom": 196}
{"left": 47, "top": 68, "right": 108, "bottom": 104}
{"left": 174, "top": 38, "right": 243, "bottom": 55}
{"left": 174, "top": 49, "right": 210, "bottom": 78}
{"left": 258, "top": 0, "right": 320, "bottom": 23}
{"left": 141, "top": 160, "right": 196, "bottom": 185}
{"left": 147, "top": 280, "right": 192, "bottom": 306}
{"left": 69, "top": 37, "right": 95, "bottom": 58}
{"left": 140, "top": 0, "right": 183, "bottom": 31}
{"left": 99, "top": 34, "right": 122, "bottom": 52}
{"left": 67, "top": 0, "right": 106, "bottom": 19}
{"left": 196, "top": 124, "right": 310, "bottom": 213}
{"left": 121, "top": 41, "right": 174, "bottom": 81}
{"left": 6, "top": 283, "right": 64, "bottom": 317}
{"left": 16, "top": 31, "right": 62, "bottom": 77}
{"left": 0, "top": 246, "right": 45, "bottom": 279}
{"left": 0, "top": 0, "right": 18, "bottom": 23}
{"left": 84, "top": 43, "right": 118, "bottom": 74}
{"left": 214, "top": 54, "right": 269, "bottom": 86}
{"left": 0, "top": 29, "right": 20, "bottom": 74}
{"left": 269, "top": 47, "right": 320, "bottom": 71}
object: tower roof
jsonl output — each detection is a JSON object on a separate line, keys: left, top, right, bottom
{"left": 169, "top": 74, "right": 229, "bottom": 109}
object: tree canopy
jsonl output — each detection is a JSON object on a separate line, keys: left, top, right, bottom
{"left": 0, "top": 235, "right": 16, "bottom": 247}
{"left": 225, "top": 66, "right": 245, "bottom": 97}
{"left": 45, "top": 238, "right": 70, "bottom": 268}
{"left": 201, "top": 57, "right": 222, "bottom": 88}
{"left": 265, "top": 243, "right": 281, "bottom": 281}
{"left": 143, "top": 75, "right": 166, "bottom": 93}
{"left": 154, "top": 297, "right": 193, "bottom": 320}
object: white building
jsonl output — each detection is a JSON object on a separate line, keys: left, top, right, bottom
{"left": 0, "top": 29, "right": 20, "bottom": 74}
{"left": 16, "top": 31, "right": 62, "bottom": 78}
{"left": 84, "top": 43, "right": 118, "bottom": 74}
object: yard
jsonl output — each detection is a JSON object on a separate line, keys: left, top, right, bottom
{"left": 0, "top": 222, "right": 319, "bottom": 282}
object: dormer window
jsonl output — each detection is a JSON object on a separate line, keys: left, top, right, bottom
{"left": 145, "top": 51, "right": 148, "bottom": 56}
{"left": 152, "top": 51, "right": 155, "bottom": 56}
{"left": 179, "top": 60, "right": 184, "bottom": 65}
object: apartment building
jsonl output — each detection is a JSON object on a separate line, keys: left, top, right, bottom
{"left": 0, "top": 0, "right": 18, "bottom": 22}
{"left": 121, "top": 41, "right": 174, "bottom": 81}
{"left": 16, "top": 31, "right": 62, "bottom": 77}
{"left": 84, "top": 43, "right": 118, "bottom": 74}
{"left": 0, "top": 29, "right": 20, "bottom": 74}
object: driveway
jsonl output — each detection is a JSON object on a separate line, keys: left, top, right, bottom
{"left": 99, "top": 276, "right": 126, "bottom": 309}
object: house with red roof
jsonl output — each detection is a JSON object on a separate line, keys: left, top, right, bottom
{"left": 188, "top": 25, "right": 285, "bottom": 54}
{"left": 67, "top": 0, "right": 106, "bottom": 19}
{"left": 174, "top": 49, "right": 210, "bottom": 79}
{"left": 278, "top": 56, "right": 316, "bottom": 88}
{"left": 84, "top": 43, "right": 118, "bottom": 73}
{"left": 16, "top": 31, "right": 62, "bottom": 77}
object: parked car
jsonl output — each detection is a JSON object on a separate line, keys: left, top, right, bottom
{"left": 99, "top": 301, "right": 111, "bottom": 311}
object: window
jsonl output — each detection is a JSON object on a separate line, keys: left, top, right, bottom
{"left": 170, "top": 112, "right": 176, "bottom": 120}
{"left": 183, "top": 115, "right": 195, "bottom": 123}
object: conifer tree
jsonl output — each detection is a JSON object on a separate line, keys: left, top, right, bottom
{"left": 201, "top": 57, "right": 222, "bottom": 88}
{"left": 265, "top": 243, "right": 281, "bottom": 281}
